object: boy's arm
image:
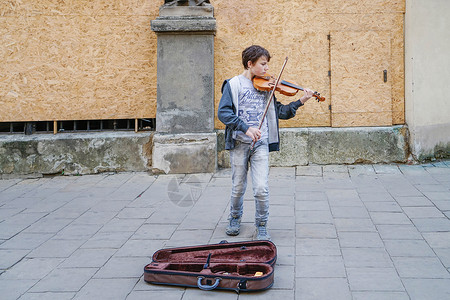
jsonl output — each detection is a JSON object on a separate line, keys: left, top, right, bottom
{"left": 276, "top": 88, "right": 314, "bottom": 120}
{"left": 276, "top": 98, "right": 304, "bottom": 120}
{"left": 217, "top": 81, "right": 249, "bottom": 134}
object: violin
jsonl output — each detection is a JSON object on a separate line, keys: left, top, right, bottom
{"left": 249, "top": 57, "right": 323, "bottom": 149}
{"left": 253, "top": 73, "right": 325, "bottom": 102}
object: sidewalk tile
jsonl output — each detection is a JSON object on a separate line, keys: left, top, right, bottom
{"left": 359, "top": 192, "right": 394, "bottom": 202}
{"left": 133, "top": 224, "right": 178, "bottom": 240}
{"left": 296, "top": 166, "right": 323, "bottom": 177}
{"left": 296, "top": 238, "right": 341, "bottom": 256}
{"left": 126, "top": 290, "right": 185, "bottom": 300}
{"left": 29, "top": 268, "right": 98, "bottom": 292}
{"left": 273, "top": 265, "right": 294, "bottom": 289}
{"left": 18, "top": 292, "right": 76, "bottom": 300}
{"left": 370, "top": 212, "right": 412, "bottom": 225}
{"left": 338, "top": 232, "right": 384, "bottom": 248}
{"left": 364, "top": 201, "right": 402, "bottom": 212}
{"left": 94, "top": 256, "right": 149, "bottom": 279}
{"left": 296, "top": 255, "right": 346, "bottom": 278}
{"left": 295, "top": 191, "right": 327, "bottom": 201}
{"left": 330, "top": 206, "right": 369, "bottom": 218}
{"left": 394, "top": 196, "right": 434, "bottom": 207}
{"left": 342, "top": 248, "right": 393, "bottom": 268}
{"left": 1, "top": 257, "right": 64, "bottom": 280}
{"left": 0, "top": 232, "right": 53, "bottom": 250}
{"left": 74, "top": 278, "right": 137, "bottom": 300}
{"left": 58, "top": 248, "right": 116, "bottom": 268}
{"left": 28, "top": 239, "right": 84, "bottom": 258}
{"left": 238, "top": 289, "right": 294, "bottom": 300}
{"left": 296, "top": 278, "right": 351, "bottom": 300}
{"left": 296, "top": 224, "right": 337, "bottom": 239}
{"left": 182, "top": 288, "right": 239, "bottom": 299}
{"left": 392, "top": 256, "right": 450, "bottom": 278}
{"left": 295, "top": 201, "right": 330, "bottom": 211}
{"left": 412, "top": 218, "right": 450, "bottom": 232}
{"left": 434, "top": 248, "right": 450, "bottom": 268}
{"left": 0, "top": 279, "right": 39, "bottom": 300}
{"left": 0, "top": 249, "right": 30, "bottom": 269}
{"left": 114, "top": 239, "right": 165, "bottom": 258}
{"left": 376, "top": 224, "right": 423, "bottom": 240}
{"left": 403, "top": 279, "right": 450, "bottom": 300}
{"left": 166, "top": 230, "right": 213, "bottom": 247}
{"left": 384, "top": 239, "right": 436, "bottom": 257}
{"left": 346, "top": 267, "right": 404, "bottom": 291}
{"left": 403, "top": 206, "right": 446, "bottom": 218}
{"left": 276, "top": 246, "right": 295, "bottom": 266}
{"left": 334, "top": 218, "right": 376, "bottom": 232}
{"left": 270, "top": 229, "right": 295, "bottom": 246}
{"left": 296, "top": 210, "right": 333, "bottom": 224}
{"left": 352, "top": 291, "right": 409, "bottom": 300}
{"left": 82, "top": 231, "right": 133, "bottom": 249}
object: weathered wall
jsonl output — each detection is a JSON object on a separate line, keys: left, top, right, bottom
{"left": 217, "top": 126, "right": 409, "bottom": 168}
{"left": 0, "top": 1, "right": 159, "bottom": 122}
{"left": 0, "top": 132, "right": 153, "bottom": 177}
{"left": 1, "top": 1, "right": 405, "bottom": 128}
{"left": 405, "top": 0, "right": 450, "bottom": 160}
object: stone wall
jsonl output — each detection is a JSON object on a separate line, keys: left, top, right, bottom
{"left": 0, "top": 132, "right": 152, "bottom": 177}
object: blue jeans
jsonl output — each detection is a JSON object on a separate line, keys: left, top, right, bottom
{"left": 229, "top": 139, "right": 269, "bottom": 225}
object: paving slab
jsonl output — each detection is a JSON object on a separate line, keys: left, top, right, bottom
{"left": 0, "top": 161, "right": 449, "bottom": 299}
{"left": 295, "top": 278, "right": 351, "bottom": 300}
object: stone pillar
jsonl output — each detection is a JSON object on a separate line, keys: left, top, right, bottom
{"left": 151, "top": 2, "right": 216, "bottom": 174}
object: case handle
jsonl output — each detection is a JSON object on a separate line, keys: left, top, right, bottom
{"left": 197, "top": 277, "right": 221, "bottom": 291}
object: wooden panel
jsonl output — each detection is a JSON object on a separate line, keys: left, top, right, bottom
{"left": 391, "top": 14, "right": 405, "bottom": 125}
{"left": 213, "top": 1, "right": 331, "bottom": 129}
{"left": 330, "top": 31, "right": 392, "bottom": 127}
{"left": 0, "top": 1, "right": 159, "bottom": 122}
{"left": 214, "top": 0, "right": 405, "bottom": 129}
{"left": 0, "top": 0, "right": 405, "bottom": 127}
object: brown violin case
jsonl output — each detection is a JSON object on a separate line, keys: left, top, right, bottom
{"left": 144, "top": 240, "right": 277, "bottom": 293}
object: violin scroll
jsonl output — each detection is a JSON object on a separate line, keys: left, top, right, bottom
{"left": 312, "top": 92, "right": 325, "bottom": 102}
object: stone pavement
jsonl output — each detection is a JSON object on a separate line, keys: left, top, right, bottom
{"left": 0, "top": 161, "right": 449, "bottom": 300}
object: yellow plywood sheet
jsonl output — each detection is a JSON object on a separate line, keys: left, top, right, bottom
{"left": 391, "top": 14, "right": 405, "bottom": 125}
{"left": 214, "top": 1, "right": 331, "bottom": 129}
{"left": 332, "top": 112, "right": 392, "bottom": 127}
{"left": 0, "top": 1, "right": 159, "bottom": 122}
{"left": 214, "top": 0, "right": 404, "bottom": 129}
{"left": 330, "top": 30, "right": 392, "bottom": 127}
{"left": 0, "top": 0, "right": 159, "bottom": 16}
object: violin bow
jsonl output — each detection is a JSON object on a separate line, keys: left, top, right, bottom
{"left": 251, "top": 56, "right": 289, "bottom": 149}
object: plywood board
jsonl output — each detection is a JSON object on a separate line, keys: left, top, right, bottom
{"left": 214, "top": 0, "right": 405, "bottom": 129}
{"left": 330, "top": 30, "right": 392, "bottom": 127}
{"left": 213, "top": 1, "right": 331, "bottom": 129}
{"left": 0, "top": 1, "right": 159, "bottom": 122}
{"left": 0, "top": 0, "right": 405, "bottom": 128}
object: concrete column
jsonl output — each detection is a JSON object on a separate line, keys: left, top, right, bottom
{"left": 405, "top": 0, "right": 450, "bottom": 160}
{"left": 151, "top": 3, "right": 216, "bottom": 173}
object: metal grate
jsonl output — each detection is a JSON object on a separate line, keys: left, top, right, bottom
{"left": 0, "top": 119, "right": 155, "bottom": 135}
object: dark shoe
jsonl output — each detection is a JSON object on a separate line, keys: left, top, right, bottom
{"left": 226, "top": 216, "right": 241, "bottom": 236}
{"left": 255, "top": 222, "right": 271, "bottom": 241}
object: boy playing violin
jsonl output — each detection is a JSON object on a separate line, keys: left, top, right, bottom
{"left": 218, "top": 45, "right": 314, "bottom": 240}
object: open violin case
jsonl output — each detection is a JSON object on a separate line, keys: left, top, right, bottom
{"left": 144, "top": 240, "right": 277, "bottom": 293}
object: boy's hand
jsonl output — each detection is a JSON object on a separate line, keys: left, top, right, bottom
{"left": 300, "top": 88, "right": 314, "bottom": 104}
{"left": 246, "top": 127, "right": 261, "bottom": 142}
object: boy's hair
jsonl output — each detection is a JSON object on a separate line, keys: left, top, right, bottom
{"left": 242, "top": 45, "right": 271, "bottom": 69}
